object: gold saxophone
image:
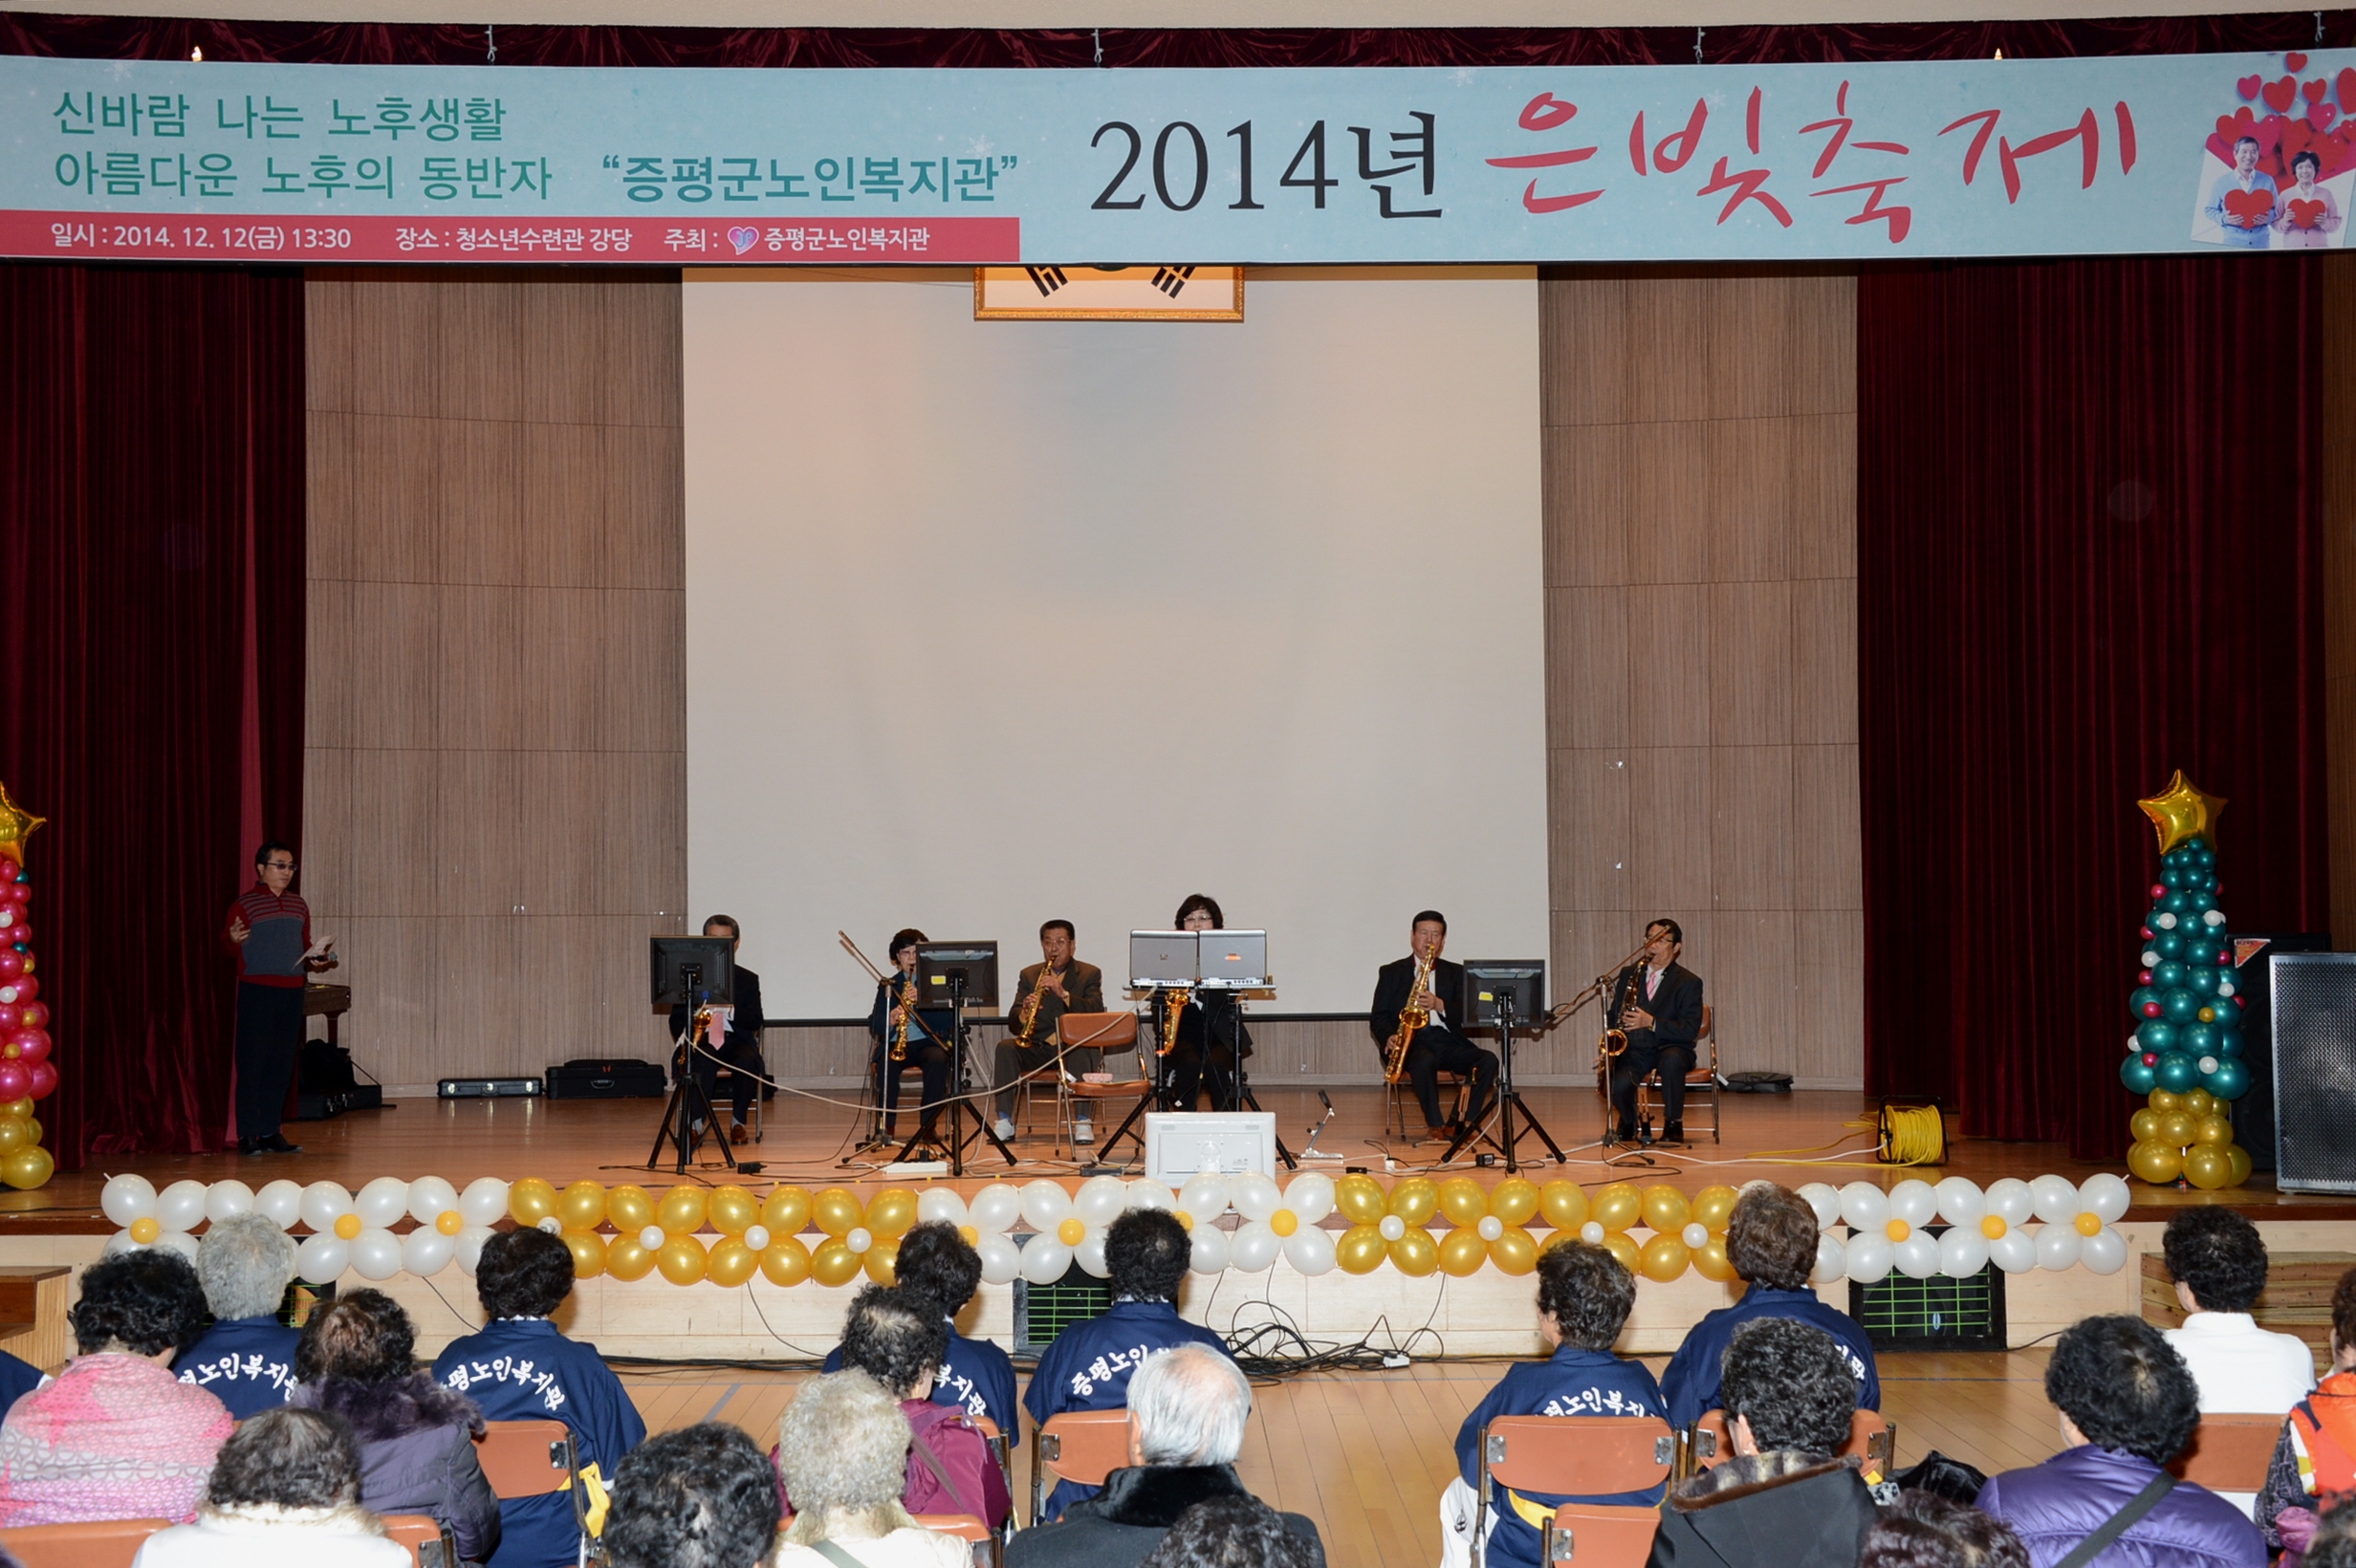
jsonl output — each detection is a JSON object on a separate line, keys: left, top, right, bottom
{"left": 1599, "top": 967, "right": 1640, "bottom": 1063}
{"left": 892, "top": 974, "right": 920, "bottom": 1062}
{"left": 1159, "top": 988, "right": 1192, "bottom": 1057}
{"left": 1013, "top": 964, "right": 1064, "bottom": 1051}
{"left": 1384, "top": 949, "right": 1436, "bottom": 1084}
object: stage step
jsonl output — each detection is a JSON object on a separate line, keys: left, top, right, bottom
{"left": 0, "top": 1267, "right": 73, "bottom": 1372}
{"left": 2142, "top": 1250, "right": 2353, "bottom": 1377}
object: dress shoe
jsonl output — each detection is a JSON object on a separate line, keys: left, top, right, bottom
{"left": 237, "top": 1136, "right": 260, "bottom": 1155}
{"left": 1662, "top": 1122, "right": 1685, "bottom": 1144}
{"left": 1424, "top": 1124, "right": 1452, "bottom": 1143}
{"left": 729, "top": 1122, "right": 750, "bottom": 1144}
{"left": 259, "top": 1134, "right": 301, "bottom": 1154}
{"left": 1612, "top": 1122, "right": 1638, "bottom": 1144}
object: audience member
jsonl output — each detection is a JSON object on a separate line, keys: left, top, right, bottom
{"left": 1024, "top": 1210, "right": 1233, "bottom": 1518}
{"left": 132, "top": 1406, "right": 410, "bottom": 1567}
{"left": 2162, "top": 1206, "right": 2316, "bottom": 1516}
{"left": 2258, "top": 1264, "right": 2356, "bottom": 1564}
{"left": 433, "top": 1228, "right": 646, "bottom": 1568}
{"left": 774, "top": 1372, "right": 967, "bottom": 1567}
{"left": 1975, "top": 1314, "right": 2263, "bottom": 1568}
{"left": 1860, "top": 1492, "right": 2029, "bottom": 1568}
{"left": 178, "top": 1212, "right": 301, "bottom": 1418}
{"left": 0, "top": 1347, "right": 36, "bottom": 1420}
{"left": 606, "top": 1422, "right": 780, "bottom": 1568}
{"left": 1008, "top": 1343, "right": 1322, "bottom": 1568}
{"left": 1647, "top": 1317, "right": 1878, "bottom": 1568}
{"left": 0, "top": 1249, "right": 231, "bottom": 1524}
{"left": 293, "top": 1289, "right": 499, "bottom": 1562}
{"left": 824, "top": 1222, "right": 1018, "bottom": 1435}
{"left": 1659, "top": 1182, "right": 1879, "bottom": 1427}
{"left": 2309, "top": 1497, "right": 2356, "bottom": 1568}
{"left": 1441, "top": 1240, "right": 1666, "bottom": 1568}
{"left": 800, "top": 1284, "right": 1007, "bottom": 1526}
{"left": 1134, "top": 1496, "right": 1317, "bottom": 1568}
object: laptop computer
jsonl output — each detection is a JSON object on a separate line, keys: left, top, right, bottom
{"left": 1130, "top": 930, "right": 1199, "bottom": 988}
{"left": 1196, "top": 930, "right": 1268, "bottom": 989}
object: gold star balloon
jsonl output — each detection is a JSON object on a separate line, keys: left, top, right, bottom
{"left": 0, "top": 784, "right": 40, "bottom": 867}
{"left": 2137, "top": 770, "right": 2225, "bottom": 855}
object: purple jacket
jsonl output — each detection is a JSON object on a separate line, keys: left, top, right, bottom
{"left": 1976, "top": 1445, "right": 2264, "bottom": 1568}
{"left": 296, "top": 1373, "right": 501, "bottom": 1563}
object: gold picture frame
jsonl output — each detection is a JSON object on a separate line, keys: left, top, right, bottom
{"left": 973, "top": 265, "right": 1244, "bottom": 321}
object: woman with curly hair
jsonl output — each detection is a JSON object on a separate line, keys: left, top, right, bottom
{"left": 0, "top": 1249, "right": 232, "bottom": 1525}
{"left": 133, "top": 1406, "right": 411, "bottom": 1567}
{"left": 774, "top": 1372, "right": 968, "bottom": 1567}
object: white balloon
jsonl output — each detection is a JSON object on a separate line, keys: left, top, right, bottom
{"left": 457, "top": 1178, "right": 511, "bottom": 1228}
{"left": 2029, "top": 1175, "right": 2081, "bottom": 1225}
{"left": 1894, "top": 1231, "right": 1942, "bottom": 1279}
{"left": 1019, "top": 1180, "right": 1074, "bottom": 1231}
{"left": 1476, "top": 1216, "right": 1505, "bottom": 1243}
{"left": 155, "top": 1230, "right": 201, "bottom": 1262}
{"left": 1839, "top": 1182, "right": 1889, "bottom": 1231}
{"left": 2034, "top": 1225, "right": 2082, "bottom": 1272}
{"left": 300, "top": 1182, "right": 356, "bottom": 1234}
{"left": 2080, "top": 1226, "right": 2128, "bottom": 1275}
{"left": 454, "top": 1226, "right": 498, "bottom": 1276}
{"left": 1231, "top": 1173, "right": 1282, "bottom": 1223}
{"left": 356, "top": 1177, "right": 410, "bottom": 1230}
{"left": 846, "top": 1227, "right": 873, "bottom": 1255}
{"left": 743, "top": 1225, "right": 772, "bottom": 1252}
{"left": 1177, "top": 1173, "right": 1233, "bottom": 1219}
{"left": 1682, "top": 1223, "right": 1710, "bottom": 1249}
{"left": 1378, "top": 1214, "right": 1407, "bottom": 1242}
{"left": 351, "top": 1228, "right": 404, "bottom": 1280}
{"left": 1188, "top": 1226, "right": 1230, "bottom": 1274}
{"left": 296, "top": 1232, "right": 349, "bottom": 1285}
{"left": 1076, "top": 1232, "right": 1110, "bottom": 1278}
{"left": 406, "top": 1177, "right": 460, "bottom": 1227}
{"left": 1933, "top": 1178, "right": 1985, "bottom": 1227}
{"left": 402, "top": 1228, "right": 455, "bottom": 1276}
{"left": 970, "top": 1184, "right": 1023, "bottom": 1233}
{"left": 100, "top": 1174, "right": 157, "bottom": 1227}
{"left": 1985, "top": 1178, "right": 2035, "bottom": 1227}
{"left": 1021, "top": 1237, "right": 1075, "bottom": 1283}
{"left": 2155, "top": 911, "right": 2178, "bottom": 929}
{"left": 1989, "top": 1228, "right": 2038, "bottom": 1273}
{"left": 2142, "top": 948, "right": 2162, "bottom": 968}
{"left": 1844, "top": 1232, "right": 1893, "bottom": 1284}
{"left": 974, "top": 1232, "right": 1022, "bottom": 1285}
{"left": 1230, "top": 1220, "right": 1281, "bottom": 1272}
{"left": 1282, "top": 1173, "right": 1337, "bottom": 1225}
{"left": 1073, "top": 1176, "right": 1128, "bottom": 1228}
{"left": 1285, "top": 1225, "right": 1338, "bottom": 1276}
{"left": 1938, "top": 1227, "right": 1990, "bottom": 1278}
{"left": 2079, "top": 1173, "right": 2131, "bottom": 1226}
{"left": 254, "top": 1179, "right": 305, "bottom": 1229}
{"left": 203, "top": 1181, "right": 256, "bottom": 1225}
{"left": 916, "top": 1188, "right": 971, "bottom": 1228}
{"left": 1797, "top": 1183, "right": 1843, "bottom": 1230}
{"left": 535, "top": 1216, "right": 563, "bottom": 1235}
{"left": 1887, "top": 1179, "right": 1938, "bottom": 1228}
{"left": 1124, "top": 1180, "right": 1176, "bottom": 1213}
{"left": 103, "top": 1229, "right": 141, "bottom": 1257}
{"left": 1813, "top": 1235, "right": 1847, "bottom": 1285}
{"left": 157, "top": 1180, "right": 208, "bottom": 1233}
{"left": 639, "top": 1225, "right": 666, "bottom": 1251}
{"left": 2204, "top": 909, "right": 2227, "bottom": 926}
{"left": 1580, "top": 1221, "right": 1606, "bottom": 1245}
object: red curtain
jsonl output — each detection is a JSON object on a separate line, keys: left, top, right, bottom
{"left": 0, "top": 264, "right": 305, "bottom": 1166}
{"left": 1857, "top": 257, "right": 2328, "bottom": 1159}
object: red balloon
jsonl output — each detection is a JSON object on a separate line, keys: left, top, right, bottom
{"left": 2141, "top": 1002, "right": 2163, "bottom": 1017}
{"left": 6, "top": 977, "right": 33, "bottom": 1003}
{"left": 2149, "top": 884, "right": 2166, "bottom": 899}
{"left": 17, "top": 1004, "right": 44, "bottom": 1031}
{"left": 2142, "top": 1053, "right": 2159, "bottom": 1065}
{"left": 26, "top": 1061, "right": 56, "bottom": 1100}
{"left": 0, "top": 1008, "right": 21, "bottom": 1036}
{"left": 3, "top": 882, "right": 25, "bottom": 905}
{"left": 2138, "top": 969, "right": 2154, "bottom": 985}
{"left": 9, "top": 1031, "right": 46, "bottom": 1065}
{"left": 0, "top": 953, "right": 23, "bottom": 981}
{"left": 0, "top": 1062, "right": 35, "bottom": 1102}
{"left": 2139, "top": 926, "right": 2154, "bottom": 940}
{"left": 8, "top": 926, "right": 31, "bottom": 949}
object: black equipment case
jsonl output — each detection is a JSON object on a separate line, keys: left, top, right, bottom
{"left": 545, "top": 1057, "right": 668, "bottom": 1100}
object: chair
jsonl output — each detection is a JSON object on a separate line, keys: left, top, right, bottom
{"left": 1385, "top": 1068, "right": 1471, "bottom": 1140}
{"left": 2169, "top": 1413, "right": 2283, "bottom": 1492}
{"left": 1029, "top": 1407, "right": 1131, "bottom": 1524}
{"left": 1056, "top": 1012, "right": 1146, "bottom": 1157}
{"left": 1475, "top": 1414, "right": 1675, "bottom": 1568}
{"left": 382, "top": 1512, "right": 459, "bottom": 1567}
{"left": 1684, "top": 1407, "right": 1895, "bottom": 1483}
{"left": 0, "top": 1517, "right": 169, "bottom": 1568}
{"left": 1637, "top": 1004, "right": 1720, "bottom": 1143}
{"left": 476, "top": 1417, "right": 596, "bottom": 1561}
{"left": 913, "top": 1512, "right": 1002, "bottom": 1567}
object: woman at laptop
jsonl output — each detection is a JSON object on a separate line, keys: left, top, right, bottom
{"left": 1164, "top": 895, "right": 1254, "bottom": 1114}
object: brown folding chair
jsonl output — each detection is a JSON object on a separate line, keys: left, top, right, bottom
{"left": 0, "top": 1517, "right": 169, "bottom": 1568}
{"left": 476, "top": 1418, "right": 594, "bottom": 1562}
{"left": 1386, "top": 1068, "right": 1471, "bottom": 1141}
{"left": 913, "top": 1512, "right": 1000, "bottom": 1567}
{"left": 1685, "top": 1406, "right": 1896, "bottom": 1482}
{"left": 1476, "top": 1414, "right": 1675, "bottom": 1567}
{"left": 1030, "top": 1407, "right": 1132, "bottom": 1524}
{"left": 1638, "top": 1004, "right": 1720, "bottom": 1143}
{"left": 382, "top": 1512, "right": 459, "bottom": 1567}
{"left": 1055, "top": 1012, "right": 1145, "bottom": 1158}
{"left": 2169, "top": 1413, "right": 2282, "bottom": 1492}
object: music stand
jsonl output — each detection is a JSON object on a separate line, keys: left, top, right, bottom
{"left": 645, "top": 936, "right": 741, "bottom": 1174}
{"left": 893, "top": 943, "right": 1014, "bottom": 1173}
{"left": 1443, "top": 961, "right": 1562, "bottom": 1173}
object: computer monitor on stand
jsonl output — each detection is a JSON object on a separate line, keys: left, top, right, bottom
{"left": 1443, "top": 961, "right": 1562, "bottom": 1173}
{"left": 646, "top": 936, "right": 741, "bottom": 1175}
{"left": 896, "top": 943, "right": 1014, "bottom": 1174}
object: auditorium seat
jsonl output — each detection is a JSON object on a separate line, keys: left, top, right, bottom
{"left": 1473, "top": 1413, "right": 1675, "bottom": 1568}
{"left": 0, "top": 1515, "right": 168, "bottom": 1568}
{"left": 1054, "top": 1012, "right": 1146, "bottom": 1158}
{"left": 2167, "top": 1412, "right": 2281, "bottom": 1492}
{"left": 1029, "top": 1407, "right": 1130, "bottom": 1524}
{"left": 913, "top": 1511, "right": 1000, "bottom": 1565}
{"left": 382, "top": 1511, "right": 459, "bottom": 1565}
{"left": 1685, "top": 1405, "right": 1894, "bottom": 1482}
{"left": 474, "top": 1416, "right": 579, "bottom": 1499}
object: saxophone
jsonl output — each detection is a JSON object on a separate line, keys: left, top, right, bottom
{"left": 1159, "top": 988, "right": 1192, "bottom": 1056}
{"left": 1013, "top": 964, "right": 1064, "bottom": 1052}
{"left": 892, "top": 974, "right": 919, "bottom": 1062}
{"left": 1384, "top": 950, "right": 1436, "bottom": 1084}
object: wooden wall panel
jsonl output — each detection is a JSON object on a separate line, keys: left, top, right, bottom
{"left": 1540, "top": 269, "right": 1863, "bottom": 1087}
{"left": 304, "top": 269, "right": 687, "bottom": 1093}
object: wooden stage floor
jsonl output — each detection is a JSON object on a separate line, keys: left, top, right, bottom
{"left": 5, "top": 1086, "right": 2342, "bottom": 1228}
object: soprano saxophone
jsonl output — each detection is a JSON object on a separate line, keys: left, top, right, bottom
{"left": 1012, "top": 963, "right": 1064, "bottom": 1053}
{"left": 1384, "top": 949, "right": 1437, "bottom": 1084}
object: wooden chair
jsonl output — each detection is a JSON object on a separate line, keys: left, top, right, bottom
{"left": 2169, "top": 1413, "right": 2283, "bottom": 1492}
{"left": 1637, "top": 1004, "right": 1720, "bottom": 1143}
{"left": 1029, "top": 1407, "right": 1131, "bottom": 1524}
{"left": 1474, "top": 1414, "right": 1675, "bottom": 1568}
{"left": 382, "top": 1512, "right": 459, "bottom": 1567}
{"left": 1685, "top": 1406, "right": 1896, "bottom": 1482}
{"left": 0, "top": 1517, "right": 170, "bottom": 1568}
{"left": 1055, "top": 1012, "right": 1146, "bottom": 1157}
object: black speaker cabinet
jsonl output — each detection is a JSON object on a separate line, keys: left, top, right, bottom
{"left": 2267, "top": 951, "right": 2356, "bottom": 1193}
{"left": 2225, "top": 932, "right": 2329, "bottom": 1172}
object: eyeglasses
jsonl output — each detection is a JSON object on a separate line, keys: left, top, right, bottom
{"left": 263, "top": 861, "right": 296, "bottom": 872}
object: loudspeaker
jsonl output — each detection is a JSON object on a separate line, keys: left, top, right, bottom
{"left": 2267, "top": 951, "right": 2356, "bottom": 1193}
{"left": 2225, "top": 932, "right": 2329, "bottom": 1172}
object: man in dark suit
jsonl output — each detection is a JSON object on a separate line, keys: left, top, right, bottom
{"left": 666, "top": 914, "right": 765, "bottom": 1144}
{"left": 1606, "top": 917, "right": 1704, "bottom": 1144}
{"left": 1370, "top": 909, "right": 1496, "bottom": 1142}
{"left": 993, "top": 920, "right": 1107, "bottom": 1143}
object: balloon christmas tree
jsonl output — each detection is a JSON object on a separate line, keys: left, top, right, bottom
{"left": 0, "top": 783, "right": 52, "bottom": 1190}
{"left": 2119, "top": 771, "right": 2251, "bottom": 1189}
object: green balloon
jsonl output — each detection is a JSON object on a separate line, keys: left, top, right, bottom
{"left": 2154, "top": 1052, "right": 2201, "bottom": 1093}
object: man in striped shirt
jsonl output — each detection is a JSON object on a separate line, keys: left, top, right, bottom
{"left": 223, "top": 841, "right": 335, "bottom": 1155}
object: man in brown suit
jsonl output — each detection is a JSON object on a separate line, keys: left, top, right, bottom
{"left": 993, "top": 920, "right": 1106, "bottom": 1143}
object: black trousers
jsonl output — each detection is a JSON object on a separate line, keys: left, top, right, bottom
{"left": 1406, "top": 1030, "right": 1496, "bottom": 1129}
{"left": 233, "top": 981, "right": 305, "bottom": 1140}
{"left": 694, "top": 1035, "right": 763, "bottom": 1122}
{"left": 1610, "top": 1042, "right": 1697, "bottom": 1132}
{"left": 1164, "top": 1048, "right": 1236, "bottom": 1114}
{"left": 877, "top": 1040, "right": 951, "bottom": 1132}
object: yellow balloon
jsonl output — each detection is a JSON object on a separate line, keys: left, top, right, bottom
{"left": 2181, "top": 1087, "right": 2216, "bottom": 1118}
{"left": 759, "top": 1235, "right": 813, "bottom": 1287}
{"left": 813, "top": 1187, "right": 863, "bottom": 1239}
{"left": 657, "top": 1234, "right": 709, "bottom": 1284}
{"left": 1592, "top": 1183, "right": 1641, "bottom": 1234}
{"left": 0, "top": 1098, "right": 28, "bottom": 1121}
{"left": 1336, "top": 1224, "right": 1388, "bottom": 1275}
{"left": 334, "top": 1213, "right": 362, "bottom": 1240}
{"left": 761, "top": 1187, "right": 813, "bottom": 1236}
{"left": 865, "top": 1188, "right": 918, "bottom": 1240}
{"left": 1690, "top": 1185, "right": 1739, "bottom": 1233}
{"left": 606, "top": 1185, "right": 655, "bottom": 1232}
{"left": 1601, "top": 1232, "right": 1641, "bottom": 1275}
{"left": 2147, "top": 1088, "right": 2183, "bottom": 1113}
{"left": 1388, "top": 1227, "right": 1439, "bottom": 1276}
{"left": 1692, "top": 1237, "right": 1737, "bottom": 1282}
{"left": 20, "top": 1119, "right": 35, "bottom": 1146}
{"left": 1981, "top": 1214, "right": 2008, "bottom": 1238}
{"left": 508, "top": 1178, "right": 558, "bottom": 1227}
{"left": 1436, "top": 1178, "right": 1487, "bottom": 1228}
{"left": 2193, "top": 1114, "right": 2235, "bottom": 1148}
{"left": 2156, "top": 1111, "right": 2197, "bottom": 1147}
{"left": 707, "top": 1239, "right": 760, "bottom": 1287}
{"left": 1487, "top": 1178, "right": 1539, "bottom": 1227}
{"left": 129, "top": 1216, "right": 161, "bottom": 1244}
{"left": 656, "top": 1187, "right": 709, "bottom": 1236}
{"left": 1885, "top": 1219, "right": 1911, "bottom": 1243}
{"left": 1641, "top": 1185, "right": 1691, "bottom": 1235}
{"left": 959, "top": 1225, "right": 980, "bottom": 1247}
{"left": 810, "top": 1237, "right": 862, "bottom": 1286}
{"left": 605, "top": 1236, "right": 658, "bottom": 1282}
{"left": 1057, "top": 1217, "right": 1086, "bottom": 1247}
{"left": 2225, "top": 1143, "right": 2254, "bottom": 1187}
{"left": 1640, "top": 1232, "right": 1691, "bottom": 1283}
{"left": 1387, "top": 1178, "right": 1438, "bottom": 1226}
{"left": 2198, "top": 1006, "right": 2216, "bottom": 1023}
{"left": 1270, "top": 1209, "right": 1298, "bottom": 1237}
{"left": 1173, "top": 1209, "right": 1195, "bottom": 1232}
{"left": 557, "top": 1181, "right": 607, "bottom": 1231}
{"left": 1439, "top": 1227, "right": 1488, "bottom": 1277}
{"left": 2127, "top": 1139, "right": 2186, "bottom": 1184}
{"left": 0, "top": 1118, "right": 26, "bottom": 1154}
{"left": 2183, "top": 1145, "right": 2233, "bottom": 1190}
{"left": 563, "top": 1230, "right": 606, "bottom": 1279}
{"left": 1489, "top": 1226, "right": 1538, "bottom": 1275}
{"left": 1335, "top": 1175, "right": 1387, "bottom": 1225}
{"left": 1537, "top": 1181, "right": 1589, "bottom": 1231}
{"left": 864, "top": 1235, "right": 901, "bottom": 1285}
{"left": 436, "top": 1210, "right": 465, "bottom": 1236}
{"left": 706, "top": 1186, "right": 759, "bottom": 1236}
{"left": 1537, "top": 1227, "right": 1581, "bottom": 1257}
{"left": 2074, "top": 1211, "right": 2104, "bottom": 1237}
{"left": 2128, "top": 1107, "right": 2164, "bottom": 1143}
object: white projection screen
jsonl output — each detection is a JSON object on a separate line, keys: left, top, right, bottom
{"left": 683, "top": 266, "right": 1547, "bottom": 1019}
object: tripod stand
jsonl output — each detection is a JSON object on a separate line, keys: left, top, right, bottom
{"left": 891, "top": 975, "right": 1014, "bottom": 1175}
{"left": 648, "top": 1006, "right": 742, "bottom": 1176}
{"left": 1440, "top": 991, "right": 1560, "bottom": 1173}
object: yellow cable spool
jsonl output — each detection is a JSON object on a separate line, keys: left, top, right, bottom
{"left": 1876, "top": 1101, "right": 1948, "bottom": 1166}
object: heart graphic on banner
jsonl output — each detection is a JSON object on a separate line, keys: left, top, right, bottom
{"left": 2341, "top": 67, "right": 2356, "bottom": 112}
{"left": 2288, "top": 197, "right": 2327, "bottom": 229}
{"left": 2239, "top": 75, "right": 2264, "bottom": 100}
{"left": 2315, "top": 103, "right": 2341, "bottom": 134}
{"left": 727, "top": 226, "right": 758, "bottom": 254}
{"left": 2265, "top": 76, "right": 2300, "bottom": 113}
{"left": 2222, "top": 187, "right": 2276, "bottom": 227}
{"left": 2306, "top": 77, "right": 2329, "bottom": 104}
{"left": 2289, "top": 52, "right": 2310, "bottom": 72}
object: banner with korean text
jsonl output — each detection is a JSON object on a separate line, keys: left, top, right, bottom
{"left": 2, "top": 51, "right": 2349, "bottom": 265}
